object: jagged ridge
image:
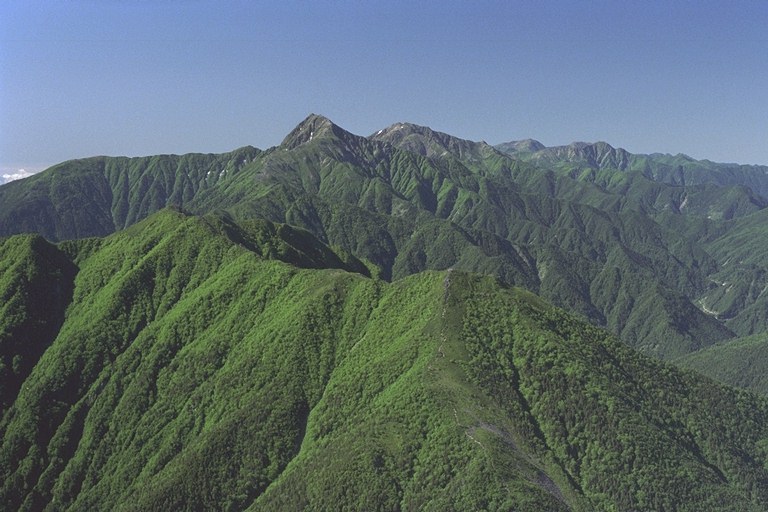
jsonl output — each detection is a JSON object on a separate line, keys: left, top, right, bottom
{"left": 2, "top": 115, "right": 768, "bottom": 360}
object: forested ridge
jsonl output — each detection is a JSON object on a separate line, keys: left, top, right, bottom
{"left": 3, "top": 210, "right": 768, "bottom": 510}
{"left": 4, "top": 115, "right": 768, "bottom": 510}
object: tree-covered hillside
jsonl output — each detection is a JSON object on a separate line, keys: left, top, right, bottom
{"left": 5, "top": 115, "right": 768, "bottom": 360}
{"left": 3, "top": 209, "right": 768, "bottom": 511}
{"left": 496, "top": 138, "right": 768, "bottom": 203}
{"left": 676, "top": 333, "right": 768, "bottom": 396}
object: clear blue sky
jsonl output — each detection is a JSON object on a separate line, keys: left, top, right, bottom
{"left": 2, "top": 0, "right": 767, "bottom": 174}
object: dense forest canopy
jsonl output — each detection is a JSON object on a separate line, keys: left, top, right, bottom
{"left": 4, "top": 115, "right": 768, "bottom": 510}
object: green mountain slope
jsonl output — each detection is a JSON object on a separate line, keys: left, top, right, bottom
{"left": 695, "top": 208, "right": 768, "bottom": 336}
{"left": 4, "top": 115, "right": 768, "bottom": 358}
{"left": 186, "top": 116, "right": 738, "bottom": 357}
{"left": 0, "top": 147, "right": 261, "bottom": 241}
{"left": 3, "top": 210, "right": 768, "bottom": 511}
{"left": 497, "top": 139, "right": 768, "bottom": 204}
{"left": 677, "top": 333, "right": 768, "bottom": 396}
{"left": 0, "top": 235, "right": 77, "bottom": 413}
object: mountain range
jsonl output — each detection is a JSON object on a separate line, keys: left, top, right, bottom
{"left": 3, "top": 114, "right": 768, "bottom": 510}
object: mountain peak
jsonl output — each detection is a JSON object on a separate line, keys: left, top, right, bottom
{"left": 280, "top": 114, "right": 347, "bottom": 149}
{"left": 370, "top": 121, "right": 495, "bottom": 161}
{"left": 568, "top": 141, "right": 616, "bottom": 152}
{"left": 370, "top": 122, "right": 444, "bottom": 144}
{"left": 541, "top": 141, "right": 631, "bottom": 170}
{"left": 495, "top": 139, "right": 546, "bottom": 154}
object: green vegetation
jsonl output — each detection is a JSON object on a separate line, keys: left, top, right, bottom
{"left": 0, "top": 210, "right": 373, "bottom": 511}
{"left": 496, "top": 139, "right": 768, "bottom": 205}
{"left": 5, "top": 115, "right": 768, "bottom": 508}
{"left": 6, "top": 115, "right": 767, "bottom": 359}
{"left": 2, "top": 210, "right": 768, "bottom": 510}
{"left": 677, "top": 333, "right": 768, "bottom": 395}
{"left": 0, "top": 235, "right": 77, "bottom": 413}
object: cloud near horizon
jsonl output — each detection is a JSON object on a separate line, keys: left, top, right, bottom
{"left": 1, "top": 169, "right": 39, "bottom": 185}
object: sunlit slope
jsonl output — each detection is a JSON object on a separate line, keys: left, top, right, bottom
{"left": 496, "top": 138, "right": 768, "bottom": 206}
{"left": 4, "top": 114, "right": 768, "bottom": 357}
{"left": 677, "top": 333, "right": 768, "bottom": 395}
{"left": 2, "top": 210, "right": 768, "bottom": 510}
{"left": 0, "top": 147, "right": 261, "bottom": 241}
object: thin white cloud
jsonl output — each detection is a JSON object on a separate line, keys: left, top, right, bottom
{"left": 0, "top": 169, "right": 39, "bottom": 185}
